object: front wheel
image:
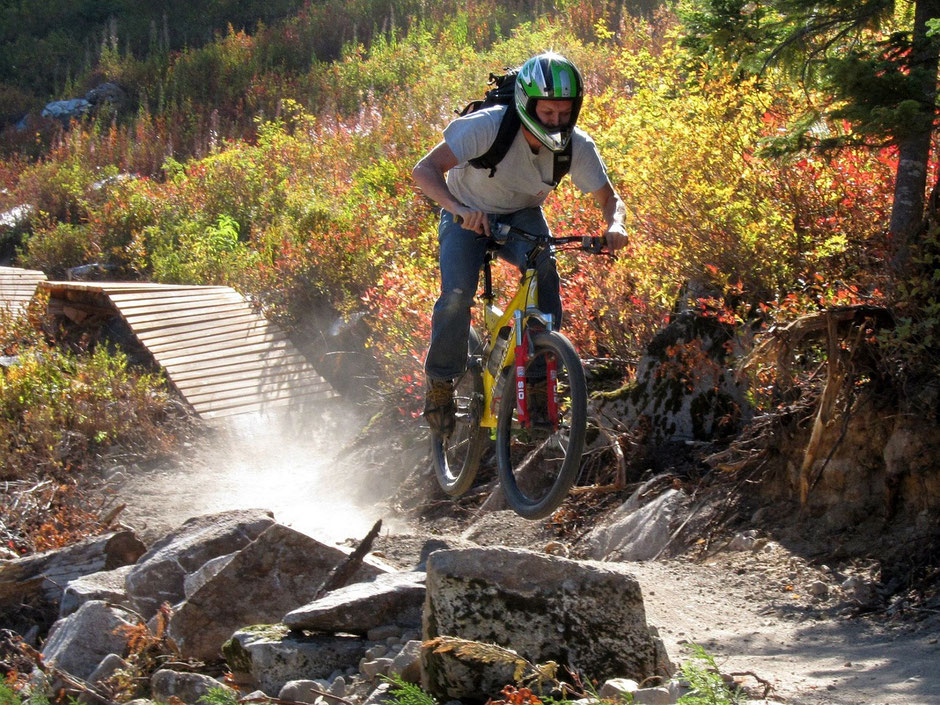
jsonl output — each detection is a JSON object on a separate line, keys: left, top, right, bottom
{"left": 496, "top": 329, "right": 587, "bottom": 519}
{"left": 430, "top": 328, "right": 486, "bottom": 496}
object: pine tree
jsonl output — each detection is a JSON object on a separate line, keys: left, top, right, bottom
{"left": 681, "top": 0, "right": 940, "bottom": 273}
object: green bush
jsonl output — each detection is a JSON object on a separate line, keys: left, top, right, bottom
{"left": 18, "top": 220, "right": 95, "bottom": 277}
{"left": 0, "top": 306, "right": 179, "bottom": 481}
{"left": 141, "top": 213, "right": 260, "bottom": 286}
{"left": 677, "top": 645, "right": 745, "bottom": 705}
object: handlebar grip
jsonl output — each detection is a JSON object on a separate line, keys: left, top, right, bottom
{"left": 581, "top": 235, "right": 607, "bottom": 254}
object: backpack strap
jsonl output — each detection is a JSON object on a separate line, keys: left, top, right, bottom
{"left": 468, "top": 104, "right": 573, "bottom": 187}
{"left": 468, "top": 105, "right": 520, "bottom": 177}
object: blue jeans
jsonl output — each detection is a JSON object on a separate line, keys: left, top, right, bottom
{"left": 424, "top": 208, "right": 562, "bottom": 381}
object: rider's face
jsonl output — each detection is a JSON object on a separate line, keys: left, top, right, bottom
{"left": 534, "top": 99, "right": 573, "bottom": 128}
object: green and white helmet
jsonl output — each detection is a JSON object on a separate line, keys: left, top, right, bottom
{"left": 514, "top": 51, "right": 584, "bottom": 152}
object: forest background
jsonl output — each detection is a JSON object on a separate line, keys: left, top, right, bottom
{"left": 0, "top": 0, "right": 937, "bottom": 554}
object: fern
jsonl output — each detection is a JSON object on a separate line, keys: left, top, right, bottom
{"left": 424, "top": 636, "right": 562, "bottom": 692}
{"left": 383, "top": 673, "right": 438, "bottom": 705}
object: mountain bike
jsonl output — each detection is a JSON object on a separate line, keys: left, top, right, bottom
{"left": 430, "top": 220, "right": 606, "bottom": 519}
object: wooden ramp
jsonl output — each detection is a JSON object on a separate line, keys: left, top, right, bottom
{"left": 0, "top": 266, "right": 47, "bottom": 316}
{"left": 39, "top": 281, "right": 336, "bottom": 419}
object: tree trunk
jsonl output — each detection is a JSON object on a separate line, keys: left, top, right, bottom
{"left": 889, "top": 0, "right": 940, "bottom": 272}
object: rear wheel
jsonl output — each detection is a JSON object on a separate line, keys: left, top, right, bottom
{"left": 430, "top": 328, "right": 486, "bottom": 496}
{"left": 496, "top": 329, "right": 587, "bottom": 519}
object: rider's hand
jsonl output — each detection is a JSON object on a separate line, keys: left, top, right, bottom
{"left": 454, "top": 206, "right": 490, "bottom": 237}
{"left": 604, "top": 223, "right": 629, "bottom": 252}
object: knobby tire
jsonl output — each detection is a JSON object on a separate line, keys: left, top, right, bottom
{"left": 495, "top": 329, "right": 587, "bottom": 519}
{"left": 430, "top": 328, "right": 486, "bottom": 496}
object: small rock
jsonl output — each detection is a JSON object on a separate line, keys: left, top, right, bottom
{"left": 279, "top": 680, "right": 331, "bottom": 704}
{"left": 841, "top": 575, "right": 874, "bottom": 603}
{"left": 330, "top": 677, "right": 347, "bottom": 698}
{"left": 360, "top": 657, "right": 393, "bottom": 680}
{"left": 87, "top": 653, "right": 129, "bottom": 686}
{"left": 389, "top": 640, "right": 422, "bottom": 684}
{"left": 807, "top": 581, "right": 829, "bottom": 598}
{"left": 634, "top": 686, "right": 672, "bottom": 705}
{"left": 365, "top": 645, "right": 388, "bottom": 659}
{"left": 667, "top": 679, "right": 691, "bottom": 700}
{"left": 598, "top": 678, "right": 638, "bottom": 699}
{"left": 151, "top": 669, "right": 234, "bottom": 705}
{"left": 361, "top": 682, "right": 391, "bottom": 705}
{"left": 728, "top": 531, "right": 759, "bottom": 551}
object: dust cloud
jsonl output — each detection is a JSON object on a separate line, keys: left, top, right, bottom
{"left": 107, "top": 399, "right": 411, "bottom": 545}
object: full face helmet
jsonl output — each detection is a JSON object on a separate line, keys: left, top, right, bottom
{"left": 514, "top": 51, "right": 584, "bottom": 152}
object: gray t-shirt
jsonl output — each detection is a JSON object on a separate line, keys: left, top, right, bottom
{"left": 443, "top": 104, "right": 609, "bottom": 214}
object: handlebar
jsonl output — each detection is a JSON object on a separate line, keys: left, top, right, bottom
{"left": 493, "top": 221, "right": 607, "bottom": 254}
{"left": 455, "top": 214, "right": 608, "bottom": 254}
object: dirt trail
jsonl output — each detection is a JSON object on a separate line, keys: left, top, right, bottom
{"left": 629, "top": 558, "right": 938, "bottom": 705}
{"left": 105, "top": 410, "right": 940, "bottom": 705}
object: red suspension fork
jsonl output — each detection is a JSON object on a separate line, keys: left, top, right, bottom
{"left": 514, "top": 328, "right": 529, "bottom": 426}
{"left": 514, "top": 320, "right": 559, "bottom": 429}
{"left": 547, "top": 353, "right": 558, "bottom": 428}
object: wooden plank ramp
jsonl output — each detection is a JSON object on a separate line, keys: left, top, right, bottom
{"left": 0, "top": 266, "right": 47, "bottom": 316}
{"left": 39, "top": 281, "right": 336, "bottom": 419}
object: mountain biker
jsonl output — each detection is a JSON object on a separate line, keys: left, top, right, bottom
{"left": 412, "top": 51, "right": 629, "bottom": 437}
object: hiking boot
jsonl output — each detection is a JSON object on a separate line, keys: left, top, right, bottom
{"left": 424, "top": 378, "right": 456, "bottom": 438}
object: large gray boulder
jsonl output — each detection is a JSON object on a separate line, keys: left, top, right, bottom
{"left": 585, "top": 482, "right": 688, "bottom": 561}
{"left": 124, "top": 509, "right": 276, "bottom": 617}
{"left": 283, "top": 571, "right": 425, "bottom": 634}
{"left": 422, "top": 547, "right": 658, "bottom": 701}
{"left": 0, "top": 530, "right": 144, "bottom": 610}
{"left": 60, "top": 565, "right": 134, "bottom": 617}
{"left": 598, "top": 309, "right": 750, "bottom": 445}
{"left": 41, "top": 600, "right": 136, "bottom": 679}
{"left": 0, "top": 204, "right": 32, "bottom": 230}
{"left": 168, "top": 523, "right": 389, "bottom": 661}
{"left": 41, "top": 98, "right": 90, "bottom": 124}
{"left": 223, "top": 625, "right": 368, "bottom": 696}
{"left": 85, "top": 83, "right": 126, "bottom": 109}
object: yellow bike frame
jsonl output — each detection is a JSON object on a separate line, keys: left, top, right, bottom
{"left": 478, "top": 265, "right": 552, "bottom": 428}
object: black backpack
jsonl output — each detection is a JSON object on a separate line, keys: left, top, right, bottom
{"left": 456, "top": 70, "right": 572, "bottom": 188}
